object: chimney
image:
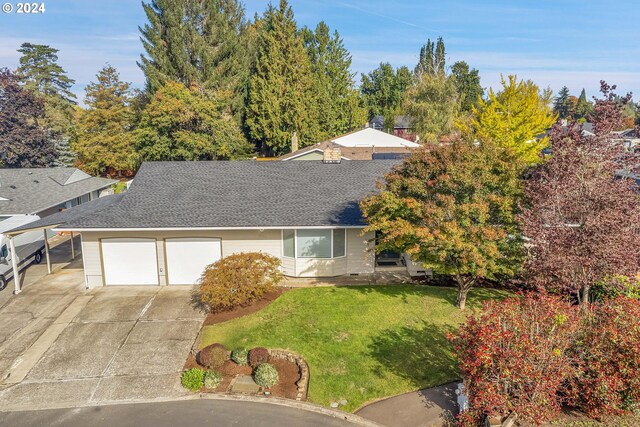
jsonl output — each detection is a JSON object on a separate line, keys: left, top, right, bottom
{"left": 323, "top": 146, "right": 342, "bottom": 164}
{"left": 291, "top": 131, "right": 299, "bottom": 153}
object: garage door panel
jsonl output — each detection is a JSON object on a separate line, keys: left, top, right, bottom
{"left": 166, "top": 238, "right": 221, "bottom": 285}
{"left": 102, "top": 238, "right": 158, "bottom": 285}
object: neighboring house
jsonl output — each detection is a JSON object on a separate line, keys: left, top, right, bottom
{"left": 0, "top": 168, "right": 117, "bottom": 219}
{"left": 8, "top": 160, "right": 401, "bottom": 287}
{"left": 368, "top": 115, "right": 412, "bottom": 132}
{"left": 280, "top": 128, "right": 420, "bottom": 161}
{"left": 369, "top": 115, "right": 418, "bottom": 142}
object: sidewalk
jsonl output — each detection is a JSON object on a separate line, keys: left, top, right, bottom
{"left": 356, "top": 383, "right": 458, "bottom": 427}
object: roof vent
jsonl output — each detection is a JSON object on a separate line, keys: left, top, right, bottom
{"left": 323, "top": 147, "right": 342, "bottom": 164}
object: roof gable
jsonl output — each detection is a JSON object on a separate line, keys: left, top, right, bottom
{"left": 332, "top": 128, "right": 420, "bottom": 148}
{"left": 0, "top": 168, "right": 117, "bottom": 215}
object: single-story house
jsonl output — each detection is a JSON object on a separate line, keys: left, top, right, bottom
{"left": 280, "top": 128, "right": 420, "bottom": 161}
{"left": 7, "top": 160, "right": 400, "bottom": 289}
{"left": 0, "top": 168, "right": 117, "bottom": 219}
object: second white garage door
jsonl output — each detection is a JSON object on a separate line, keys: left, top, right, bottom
{"left": 102, "top": 238, "right": 159, "bottom": 285}
{"left": 165, "top": 238, "right": 222, "bottom": 285}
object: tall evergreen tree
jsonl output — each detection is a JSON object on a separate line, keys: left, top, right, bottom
{"left": 302, "top": 21, "right": 365, "bottom": 139}
{"left": 414, "top": 39, "right": 434, "bottom": 77}
{"left": 0, "top": 68, "right": 54, "bottom": 167}
{"left": 17, "top": 43, "right": 76, "bottom": 103}
{"left": 73, "top": 65, "right": 137, "bottom": 177}
{"left": 245, "top": 0, "right": 319, "bottom": 155}
{"left": 553, "top": 86, "right": 572, "bottom": 120}
{"left": 53, "top": 137, "right": 76, "bottom": 167}
{"left": 138, "top": 0, "right": 247, "bottom": 110}
{"left": 450, "top": 61, "right": 483, "bottom": 112}
{"left": 434, "top": 36, "right": 446, "bottom": 76}
{"left": 574, "top": 88, "right": 592, "bottom": 121}
{"left": 17, "top": 42, "right": 77, "bottom": 154}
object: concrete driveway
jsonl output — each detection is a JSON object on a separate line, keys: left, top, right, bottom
{"left": 0, "top": 248, "right": 204, "bottom": 411}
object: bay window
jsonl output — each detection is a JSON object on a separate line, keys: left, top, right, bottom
{"left": 282, "top": 229, "right": 346, "bottom": 259}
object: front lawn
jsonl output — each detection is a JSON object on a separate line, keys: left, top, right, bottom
{"left": 198, "top": 285, "right": 509, "bottom": 411}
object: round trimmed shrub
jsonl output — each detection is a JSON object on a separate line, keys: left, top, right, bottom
{"left": 248, "top": 347, "right": 270, "bottom": 368}
{"left": 199, "top": 343, "right": 229, "bottom": 369}
{"left": 231, "top": 348, "right": 249, "bottom": 366}
{"left": 254, "top": 363, "right": 279, "bottom": 388}
{"left": 195, "top": 252, "right": 283, "bottom": 312}
{"left": 204, "top": 370, "right": 222, "bottom": 389}
{"left": 181, "top": 368, "right": 205, "bottom": 391}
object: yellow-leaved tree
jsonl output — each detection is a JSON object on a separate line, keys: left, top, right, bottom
{"left": 465, "top": 75, "right": 556, "bottom": 165}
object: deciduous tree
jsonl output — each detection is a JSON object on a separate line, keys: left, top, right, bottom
{"left": 452, "top": 293, "right": 581, "bottom": 426}
{"left": 0, "top": 68, "right": 54, "bottom": 167}
{"left": 521, "top": 82, "right": 640, "bottom": 303}
{"left": 450, "top": 61, "right": 483, "bottom": 113}
{"left": 73, "top": 65, "right": 137, "bottom": 177}
{"left": 360, "top": 63, "right": 412, "bottom": 126}
{"left": 360, "top": 141, "right": 523, "bottom": 309}
{"left": 404, "top": 74, "right": 459, "bottom": 142}
{"left": 136, "top": 80, "right": 252, "bottom": 161}
{"left": 467, "top": 75, "right": 556, "bottom": 165}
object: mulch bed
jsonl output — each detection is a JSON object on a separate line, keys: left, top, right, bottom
{"left": 203, "top": 287, "right": 288, "bottom": 326}
{"left": 183, "top": 352, "right": 301, "bottom": 399}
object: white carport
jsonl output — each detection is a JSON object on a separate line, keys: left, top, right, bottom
{"left": 3, "top": 224, "right": 77, "bottom": 294}
{"left": 3, "top": 194, "right": 123, "bottom": 294}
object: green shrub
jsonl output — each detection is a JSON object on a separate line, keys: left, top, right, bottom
{"left": 204, "top": 370, "right": 222, "bottom": 389}
{"left": 195, "top": 252, "right": 283, "bottom": 312}
{"left": 248, "top": 347, "right": 270, "bottom": 368}
{"left": 199, "top": 343, "right": 229, "bottom": 369}
{"left": 231, "top": 348, "right": 249, "bottom": 365}
{"left": 254, "top": 363, "right": 279, "bottom": 388}
{"left": 181, "top": 368, "right": 205, "bottom": 391}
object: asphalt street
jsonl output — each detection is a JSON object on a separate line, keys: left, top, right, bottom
{"left": 0, "top": 399, "right": 363, "bottom": 427}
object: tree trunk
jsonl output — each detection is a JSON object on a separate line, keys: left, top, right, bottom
{"left": 456, "top": 283, "right": 470, "bottom": 310}
{"left": 581, "top": 285, "right": 590, "bottom": 305}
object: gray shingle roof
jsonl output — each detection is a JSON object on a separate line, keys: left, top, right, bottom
{"left": 5, "top": 194, "right": 124, "bottom": 234}
{"left": 62, "top": 160, "right": 398, "bottom": 229}
{"left": 0, "top": 168, "right": 117, "bottom": 215}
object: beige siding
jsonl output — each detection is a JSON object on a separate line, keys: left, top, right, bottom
{"left": 281, "top": 256, "right": 295, "bottom": 276}
{"left": 80, "top": 228, "right": 371, "bottom": 287}
{"left": 81, "top": 229, "right": 282, "bottom": 288}
{"left": 295, "top": 256, "right": 347, "bottom": 277}
{"left": 346, "top": 229, "right": 375, "bottom": 274}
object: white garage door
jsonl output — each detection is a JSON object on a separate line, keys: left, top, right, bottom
{"left": 166, "top": 238, "right": 222, "bottom": 285}
{"left": 101, "top": 238, "right": 158, "bottom": 285}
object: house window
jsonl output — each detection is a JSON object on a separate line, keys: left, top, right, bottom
{"left": 283, "top": 229, "right": 295, "bottom": 258}
{"left": 283, "top": 229, "right": 346, "bottom": 259}
{"left": 333, "top": 229, "right": 346, "bottom": 257}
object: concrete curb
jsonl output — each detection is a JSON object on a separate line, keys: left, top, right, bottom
{"left": 0, "top": 392, "right": 383, "bottom": 427}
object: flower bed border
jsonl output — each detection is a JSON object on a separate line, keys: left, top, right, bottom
{"left": 268, "top": 349, "right": 309, "bottom": 401}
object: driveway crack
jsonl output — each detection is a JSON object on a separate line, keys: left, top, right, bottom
{"left": 88, "top": 290, "right": 159, "bottom": 403}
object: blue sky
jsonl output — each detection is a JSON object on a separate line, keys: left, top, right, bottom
{"left": 1, "top": 0, "right": 638, "bottom": 102}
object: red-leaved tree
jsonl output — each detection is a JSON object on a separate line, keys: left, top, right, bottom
{"left": 451, "top": 293, "right": 581, "bottom": 426}
{"left": 568, "top": 297, "right": 640, "bottom": 418}
{"left": 521, "top": 82, "right": 640, "bottom": 303}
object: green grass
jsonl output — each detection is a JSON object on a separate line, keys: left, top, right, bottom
{"left": 199, "top": 285, "right": 509, "bottom": 411}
